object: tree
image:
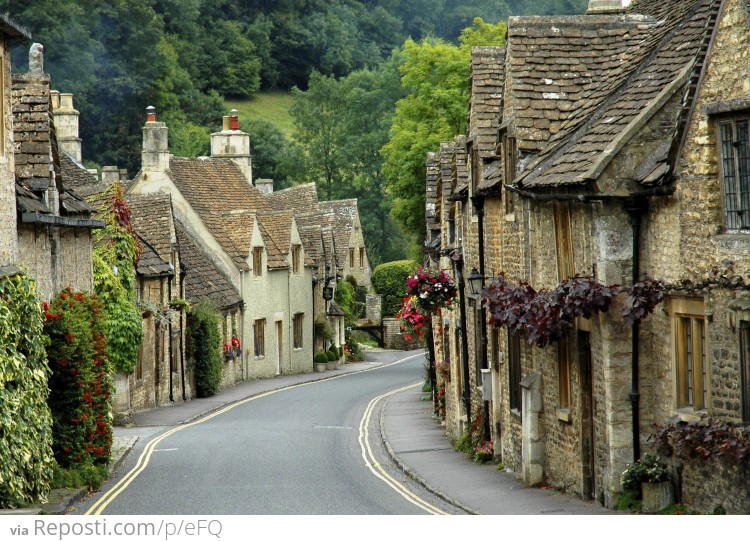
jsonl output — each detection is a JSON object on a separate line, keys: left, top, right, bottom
{"left": 381, "top": 19, "right": 506, "bottom": 251}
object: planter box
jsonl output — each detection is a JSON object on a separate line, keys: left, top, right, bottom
{"left": 315, "top": 363, "right": 327, "bottom": 373}
{"left": 327, "top": 360, "right": 337, "bottom": 370}
{"left": 641, "top": 481, "right": 673, "bottom": 513}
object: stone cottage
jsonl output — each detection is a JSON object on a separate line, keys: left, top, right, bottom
{"left": 429, "top": 0, "right": 750, "bottom": 512}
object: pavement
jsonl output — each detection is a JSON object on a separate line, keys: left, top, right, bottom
{"left": 16, "top": 349, "right": 618, "bottom": 515}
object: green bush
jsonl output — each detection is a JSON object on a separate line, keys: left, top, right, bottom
{"left": 187, "top": 301, "right": 222, "bottom": 397}
{"left": 315, "top": 352, "right": 328, "bottom": 364}
{"left": 334, "top": 279, "right": 364, "bottom": 325}
{"left": 0, "top": 273, "right": 55, "bottom": 508}
{"left": 371, "top": 260, "right": 419, "bottom": 317}
{"left": 45, "top": 288, "right": 113, "bottom": 468}
{"left": 326, "top": 350, "right": 336, "bottom": 363}
{"left": 51, "top": 461, "right": 109, "bottom": 492}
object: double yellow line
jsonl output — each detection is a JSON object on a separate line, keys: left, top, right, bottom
{"left": 87, "top": 352, "right": 436, "bottom": 515}
{"left": 358, "top": 383, "right": 448, "bottom": 515}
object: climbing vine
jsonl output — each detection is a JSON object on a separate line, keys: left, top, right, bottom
{"left": 91, "top": 182, "right": 143, "bottom": 374}
{"left": 0, "top": 272, "right": 54, "bottom": 508}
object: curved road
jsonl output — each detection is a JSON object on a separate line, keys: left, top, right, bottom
{"left": 75, "top": 350, "right": 460, "bottom": 515}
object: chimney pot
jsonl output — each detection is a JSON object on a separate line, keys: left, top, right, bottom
{"left": 50, "top": 90, "right": 61, "bottom": 110}
{"left": 230, "top": 109, "right": 239, "bottom": 130}
{"left": 223, "top": 116, "right": 231, "bottom": 131}
{"left": 146, "top": 105, "right": 156, "bottom": 122}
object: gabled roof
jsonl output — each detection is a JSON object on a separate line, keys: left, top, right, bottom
{"left": 175, "top": 223, "right": 242, "bottom": 310}
{"left": 505, "top": 1, "right": 698, "bottom": 160}
{"left": 256, "top": 211, "right": 292, "bottom": 269}
{"left": 469, "top": 46, "right": 506, "bottom": 158}
{"left": 135, "top": 235, "right": 173, "bottom": 277}
{"left": 517, "top": 0, "right": 719, "bottom": 189}
{"left": 169, "top": 157, "right": 271, "bottom": 271}
{"left": 318, "top": 199, "right": 360, "bottom": 268}
{"left": 60, "top": 152, "right": 98, "bottom": 190}
{"left": 0, "top": 13, "right": 31, "bottom": 39}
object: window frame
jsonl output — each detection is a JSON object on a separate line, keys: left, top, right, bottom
{"left": 292, "top": 244, "right": 301, "bottom": 274}
{"left": 253, "top": 247, "right": 264, "bottom": 277}
{"left": 717, "top": 117, "right": 750, "bottom": 231}
{"left": 508, "top": 332, "right": 522, "bottom": 412}
{"left": 359, "top": 247, "right": 365, "bottom": 268}
{"left": 670, "top": 297, "right": 709, "bottom": 412}
{"left": 293, "top": 313, "right": 304, "bottom": 350}
{"left": 349, "top": 247, "right": 355, "bottom": 268}
{"left": 253, "top": 318, "right": 266, "bottom": 357}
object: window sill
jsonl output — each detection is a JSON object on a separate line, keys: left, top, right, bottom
{"left": 504, "top": 213, "right": 516, "bottom": 223}
{"left": 254, "top": 355, "right": 265, "bottom": 360}
{"left": 556, "top": 408, "right": 571, "bottom": 423}
{"left": 672, "top": 407, "right": 708, "bottom": 423}
{"left": 510, "top": 408, "right": 521, "bottom": 421}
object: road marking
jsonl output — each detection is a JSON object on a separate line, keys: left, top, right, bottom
{"left": 153, "top": 448, "right": 179, "bottom": 452}
{"left": 86, "top": 351, "right": 426, "bottom": 515}
{"left": 358, "top": 383, "right": 448, "bottom": 515}
{"left": 314, "top": 425, "right": 353, "bottom": 430}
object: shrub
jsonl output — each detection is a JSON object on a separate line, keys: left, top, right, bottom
{"left": 326, "top": 350, "right": 336, "bottom": 363}
{"left": 0, "top": 273, "right": 55, "bottom": 508}
{"left": 371, "top": 260, "right": 419, "bottom": 317}
{"left": 315, "top": 352, "right": 328, "bottom": 364}
{"left": 334, "top": 279, "right": 364, "bottom": 325}
{"left": 187, "top": 301, "right": 222, "bottom": 397}
{"left": 621, "top": 453, "right": 671, "bottom": 494}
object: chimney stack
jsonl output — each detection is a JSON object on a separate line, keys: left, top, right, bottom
{"left": 102, "top": 166, "right": 120, "bottom": 185}
{"left": 51, "top": 90, "right": 82, "bottom": 163}
{"left": 255, "top": 178, "right": 274, "bottom": 194}
{"left": 210, "top": 109, "right": 252, "bottom": 185}
{"left": 142, "top": 106, "right": 170, "bottom": 182}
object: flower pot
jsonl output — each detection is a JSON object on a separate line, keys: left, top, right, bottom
{"left": 327, "top": 360, "right": 337, "bottom": 370}
{"left": 641, "top": 481, "right": 673, "bottom": 513}
{"left": 315, "top": 362, "right": 327, "bottom": 373}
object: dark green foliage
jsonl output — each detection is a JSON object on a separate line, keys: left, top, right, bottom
{"left": 315, "top": 352, "right": 329, "bottom": 364}
{"left": 187, "top": 301, "right": 222, "bottom": 398}
{"left": 326, "top": 350, "right": 337, "bottom": 363}
{"left": 51, "top": 461, "right": 109, "bottom": 492}
{"left": 334, "top": 279, "right": 365, "bottom": 326}
{"left": 0, "top": 273, "right": 54, "bottom": 508}
{"left": 44, "top": 288, "right": 113, "bottom": 468}
{"left": 371, "top": 260, "right": 419, "bottom": 317}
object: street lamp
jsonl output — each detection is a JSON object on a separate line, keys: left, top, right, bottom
{"left": 467, "top": 267, "right": 484, "bottom": 295}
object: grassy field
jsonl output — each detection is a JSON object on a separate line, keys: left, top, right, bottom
{"left": 225, "top": 91, "right": 295, "bottom": 140}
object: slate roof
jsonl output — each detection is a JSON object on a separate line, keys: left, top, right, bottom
{"left": 267, "top": 182, "right": 319, "bottom": 212}
{"left": 517, "top": 0, "right": 719, "bottom": 188}
{"left": 318, "top": 199, "right": 360, "bottom": 269}
{"left": 469, "top": 46, "right": 506, "bottom": 159}
{"left": 60, "top": 152, "right": 97, "bottom": 190}
{"left": 135, "top": 235, "right": 173, "bottom": 277}
{"left": 127, "top": 193, "right": 175, "bottom": 265}
{"left": 169, "top": 157, "right": 271, "bottom": 271}
{"left": 175, "top": 223, "right": 242, "bottom": 310}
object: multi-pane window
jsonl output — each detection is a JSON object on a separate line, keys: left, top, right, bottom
{"left": 253, "top": 247, "right": 263, "bottom": 277}
{"left": 740, "top": 321, "right": 750, "bottom": 422}
{"left": 293, "top": 313, "right": 304, "bottom": 349}
{"left": 554, "top": 201, "right": 574, "bottom": 280}
{"left": 719, "top": 118, "right": 750, "bottom": 229}
{"left": 359, "top": 247, "right": 365, "bottom": 268}
{"left": 292, "top": 245, "right": 301, "bottom": 274}
{"left": 349, "top": 248, "right": 355, "bottom": 268}
{"left": 254, "top": 318, "right": 266, "bottom": 357}
{"left": 502, "top": 133, "right": 516, "bottom": 215}
{"left": 558, "top": 338, "right": 571, "bottom": 410}
{"left": 672, "top": 298, "right": 708, "bottom": 411}
{"left": 508, "top": 333, "right": 521, "bottom": 411}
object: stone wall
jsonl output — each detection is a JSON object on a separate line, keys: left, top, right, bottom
{"left": 678, "top": 459, "right": 750, "bottom": 514}
{"left": 0, "top": 39, "right": 18, "bottom": 267}
{"left": 383, "top": 317, "right": 422, "bottom": 350}
{"left": 365, "top": 293, "right": 381, "bottom": 323}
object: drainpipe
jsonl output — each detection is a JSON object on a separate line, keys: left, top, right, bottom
{"left": 180, "top": 264, "right": 187, "bottom": 401}
{"left": 168, "top": 273, "right": 174, "bottom": 402}
{"left": 625, "top": 196, "right": 648, "bottom": 461}
{"left": 454, "top": 254, "right": 472, "bottom": 424}
{"left": 426, "top": 322, "right": 438, "bottom": 415}
{"left": 472, "top": 195, "right": 491, "bottom": 442}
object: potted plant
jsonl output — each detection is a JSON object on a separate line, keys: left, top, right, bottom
{"left": 326, "top": 349, "right": 337, "bottom": 370}
{"left": 314, "top": 352, "right": 328, "bottom": 373}
{"left": 621, "top": 452, "right": 673, "bottom": 513}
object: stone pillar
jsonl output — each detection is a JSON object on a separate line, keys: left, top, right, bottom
{"left": 101, "top": 165, "right": 120, "bottom": 184}
{"left": 210, "top": 109, "right": 252, "bottom": 184}
{"left": 366, "top": 294, "right": 382, "bottom": 323}
{"left": 521, "top": 372, "right": 544, "bottom": 486}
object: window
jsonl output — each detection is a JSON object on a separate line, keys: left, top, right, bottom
{"left": 293, "top": 313, "right": 304, "bottom": 349}
{"left": 558, "top": 338, "right": 571, "bottom": 411}
{"left": 671, "top": 298, "right": 708, "bottom": 411}
{"left": 508, "top": 333, "right": 521, "bottom": 411}
{"left": 718, "top": 118, "right": 750, "bottom": 229}
{"left": 292, "top": 245, "right": 301, "bottom": 274}
{"left": 554, "top": 201, "right": 574, "bottom": 280}
{"left": 253, "top": 247, "right": 263, "bottom": 277}
{"left": 502, "top": 133, "right": 516, "bottom": 215}
{"left": 740, "top": 321, "right": 750, "bottom": 422}
{"left": 359, "top": 247, "right": 365, "bottom": 268}
{"left": 253, "top": 319, "right": 266, "bottom": 357}
{"left": 349, "top": 248, "right": 355, "bottom": 268}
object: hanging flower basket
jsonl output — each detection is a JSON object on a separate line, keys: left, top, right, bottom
{"left": 406, "top": 267, "right": 457, "bottom": 313}
{"left": 396, "top": 295, "right": 428, "bottom": 341}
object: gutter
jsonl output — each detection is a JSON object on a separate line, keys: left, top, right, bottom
{"left": 21, "top": 212, "right": 105, "bottom": 229}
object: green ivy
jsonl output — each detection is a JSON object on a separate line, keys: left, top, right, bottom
{"left": 187, "top": 301, "right": 222, "bottom": 397}
{"left": 0, "top": 273, "right": 54, "bottom": 508}
{"left": 91, "top": 183, "right": 143, "bottom": 374}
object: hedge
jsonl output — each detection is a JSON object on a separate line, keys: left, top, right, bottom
{"left": 187, "top": 301, "right": 222, "bottom": 397}
{"left": 371, "top": 260, "right": 419, "bottom": 317}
